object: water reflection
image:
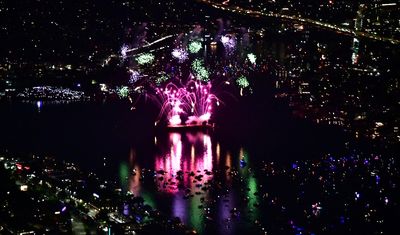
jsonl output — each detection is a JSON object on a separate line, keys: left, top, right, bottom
{"left": 126, "top": 131, "right": 261, "bottom": 234}
{"left": 119, "top": 161, "right": 129, "bottom": 192}
{"left": 154, "top": 132, "right": 213, "bottom": 193}
{"left": 128, "top": 149, "right": 141, "bottom": 196}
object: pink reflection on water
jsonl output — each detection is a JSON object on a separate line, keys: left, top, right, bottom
{"left": 129, "top": 164, "right": 141, "bottom": 196}
{"left": 154, "top": 131, "right": 215, "bottom": 227}
{"left": 155, "top": 132, "right": 214, "bottom": 194}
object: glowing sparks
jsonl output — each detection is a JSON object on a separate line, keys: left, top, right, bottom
{"left": 100, "top": 84, "right": 107, "bottom": 92}
{"left": 120, "top": 44, "right": 129, "bottom": 60}
{"left": 220, "top": 35, "right": 230, "bottom": 44}
{"left": 186, "top": 113, "right": 211, "bottom": 125}
{"left": 156, "top": 74, "right": 169, "bottom": 85}
{"left": 128, "top": 70, "right": 140, "bottom": 84}
{"left": 188, "top": 41, "right": 202, "bottom": 54}
{"left": 169, "top": 114, "right": 182, "bottom": 126}
{"left": 153, "top": 80, "right": 219, "bottom": 126}
{"left": 118, "top": 86, "right": 130, "bottom": 98}
{"left": 236, "top": 76, "right": 249, "bottom": 88}
{"left": 171, "top": 48, "right": 189, "bottom": 63}
{"left": 191, "top": 59, "right": 209, "bottom": 81}
{"left": 220, "top": 34, "right": 236, "bottom": 54}
{"left": 135, "top": 53, "right": 155, "bottom": 65}
{"left": 117, "top": 27, "right": 259, "bottom": 128}
{"left": 247, "top": 53, "right": 257, "bottom": 64}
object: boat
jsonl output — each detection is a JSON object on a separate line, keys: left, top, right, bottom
{"left": 166, "top": 122, "right": 215, "bottom": 131}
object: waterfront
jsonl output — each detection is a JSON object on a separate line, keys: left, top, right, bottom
{"left": 1, "top": 99, "right": 398, "bottom": 234}
{"left": 0, "top": 93, "right": 347, "bottom": 168}
{"left": 1, "top": 0, "right": 399, "bottom": 234}
{"left": 1, "top": 24, "right": 398, "bottom": 233}
{"left": 0, "top": 96, "right": 355, "bottom": 235}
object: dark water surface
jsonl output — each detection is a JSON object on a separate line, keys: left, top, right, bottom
{"left": 1, "top": 9, "right": 398, "bottom": 233}
{"left": 0, "top": 95, "right": 347, "bottom": 234}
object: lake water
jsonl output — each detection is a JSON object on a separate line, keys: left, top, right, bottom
{"left": 0, "top": 92, "right": 348, "bottom": 234}
{"left": 1, "top": 11, "right": 398, "bottom": 234}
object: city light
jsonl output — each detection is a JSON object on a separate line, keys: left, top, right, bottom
{"left": 1, "top": 1, "right": 399, "bottom": 234}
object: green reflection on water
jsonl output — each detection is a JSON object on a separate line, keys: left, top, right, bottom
{"left": 190, "top": 196, "right": 203, "bottom": 234}
{"left": 142, "top": 191, "right": 156, "bottom": 209}
{"left": 247, "top": 176, "right": 259, "bottom": 220}
{"left": 119, "top": 162, "right": 129, "bottom": 191}
{"left": 239, "top": 148, "right": 260, "bottom": 221}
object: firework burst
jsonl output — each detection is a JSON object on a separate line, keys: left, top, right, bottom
{"left": 129, "top": 70, "right": 141, "bottom": 84}
{"left": 247, "top": 53, "right": 257, "bottom": 64}
{"left": 188, "top": 40, "right": 202, "bottom": 54}
{"left": 220, "top": 34, "right": 236, "bottom": 55}
{"left": 191, "top": 59, "right": 210, "bottom": 82}
{"left": 171, "top": 48, "right": 189, "bottom": 63}
{"left": 120, "top": 44, "right": 129, "bottom": 60}
{"left": 152, "top": 80, "right": 219, "bottom": 126}
{"left": 135, "top": 53, "right": 155, "bottom": 65}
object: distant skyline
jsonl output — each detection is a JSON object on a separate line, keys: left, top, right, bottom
{"left": 0, "top": 2, "right": 398, "bottom": 234}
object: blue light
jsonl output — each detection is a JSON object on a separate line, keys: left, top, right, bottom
{"left": 240, "top": 159, "right": 247, "bottom": 168}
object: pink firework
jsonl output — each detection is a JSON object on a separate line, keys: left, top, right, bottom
{"left": 153, "top": 80, "right": 219, "bottom": 126}
{"left": 184, "top": 80, "right": 218, "bottom": 125}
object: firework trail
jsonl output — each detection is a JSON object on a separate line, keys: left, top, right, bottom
{"left": 152, "top": 80, "right": 219, "bottom": 126}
